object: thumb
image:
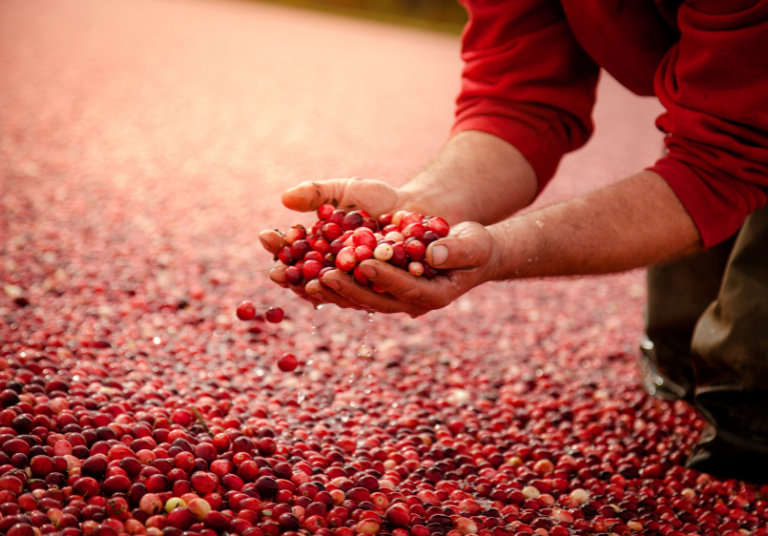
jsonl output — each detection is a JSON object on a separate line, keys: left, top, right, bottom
{"left": 426, "top": 222, "right": 493, "bottom": 270}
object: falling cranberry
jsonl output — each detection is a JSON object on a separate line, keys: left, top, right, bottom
{"left": 236, "top": 301, "right": 256, "bottom": 321}
{"left": 265, "top": 307, "right": 284, "bottom": 323}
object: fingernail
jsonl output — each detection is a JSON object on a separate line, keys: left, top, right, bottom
{"left": 258, "top": 237, "right": 269, "bottom": 248}
{"left": 306, "top": 285, "right": 319, "bottom": 295}
{"left": 432, "top": 244, "right": 448, "bottom": 266}
{"left": 321, "top": 277, "right": 341, "bottom": 291}
{"left": 361, "top": 265, "right": 377, "bottom": 278}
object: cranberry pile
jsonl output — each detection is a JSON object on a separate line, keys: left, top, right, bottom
{"left": 2, "top": 178, "right": 768, "bottom": 536}
{"left": 276, "top": 206, "right": 450, "bottom": 290}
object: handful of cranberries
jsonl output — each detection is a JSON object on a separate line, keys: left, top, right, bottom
{"left": 275, "top": 204, "right": 450, "bottom": 292}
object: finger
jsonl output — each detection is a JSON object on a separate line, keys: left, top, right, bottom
{"left": 281, "top": 178, "right": 399, "bottom": 217}
{"left": 269, "top": 265, "right": 290, "bottom": 288}
{"left": 320, "top": 270, "right": 428, "bottom": 316}
{"left": 304, "top": 279, "right": 368, "bottom": 311}
{"left": 356, "top": 260, "right": 448, "bottom": 307}
{"left": 259, "top": 230, "right": 287, "bottom": 255}
{"left": 426, "top": 222, "right": 494, "bottom": 270}
{"left": 288, "top": 284, "right": 326, "bottom": 308}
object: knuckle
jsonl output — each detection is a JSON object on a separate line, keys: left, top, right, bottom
{"left": 399, "top": 286, "right": 422, "bottom": 303}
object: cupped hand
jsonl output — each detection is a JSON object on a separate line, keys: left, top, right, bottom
{"left": 258, "top": 177, "right": 426, "bottom": 309}
{"left": 306, "top": 222, "right": 499, "bottom": 317}
{"left": 258, "top": 177, "right": 424, "bottom": 254}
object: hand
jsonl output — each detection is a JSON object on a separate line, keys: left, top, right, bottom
{"left": 306, "top": 222, "right": 498, "bottom": 317}
{"left": 258, "top": 176, "right": 429, "bottom": 254}
{"left": 258, "top": 177, "right": 434, "bottom": 307}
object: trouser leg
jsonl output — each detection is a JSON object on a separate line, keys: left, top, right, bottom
{"left": 691, "top": 204, "right": 768, "bottom": 445}
{"left": 642, "top": 235, "right": 737, "bottom": 400}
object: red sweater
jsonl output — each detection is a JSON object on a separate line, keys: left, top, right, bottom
{"left": 451, "top": 0, "right": 768, "bottom": 248}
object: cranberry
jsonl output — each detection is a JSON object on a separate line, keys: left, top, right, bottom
{"left": 284, "top": 225, "right": 306, "bottom": 246}
{"left": 335, "top": 247, "right": 358, "bottom": 272}
{"left": 265, "top": 307, "right": 284, "bottom": 323}
{"left": 284, "top": 266, "right": 303, "bottom": 286}
{"left": 236, "top": 302, "right": 257, "bottom": 322}
{"left": 289, "top": 240, "right": 312, "bottom": 262}
{"left": 317, "top": 204, "right": 335, "bottom": 221}
{"left": 277, "top": 247, "right": 294, "bottom": 265}
{"left": 322, "top": 223, "right": 343, "bottom": 241}
{"left": 404, "top": 239, "right": 425, "bottom": 262}
{"left": 277, "top": 355, "right": 298, "bottom": 373}
{"left": 341, "top": 212, "right": 363, "bottom": 232}
{"left": 302, "top": 260, "right": 324, "bottom": 282}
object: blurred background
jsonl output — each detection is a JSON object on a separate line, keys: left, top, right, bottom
{"left": 257, "top": 0, "right": 467, "bottom": 32}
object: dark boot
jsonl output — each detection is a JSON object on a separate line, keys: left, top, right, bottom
{"left": 642, "top": 235, "right": 737, "bottom": 401}
{"left": 687, "top": 204, "right": 768, "bottom": 483}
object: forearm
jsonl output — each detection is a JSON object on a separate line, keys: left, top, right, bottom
{"left": 398, "top": 130, "right": 538, "bottom": 226}
{"left": 486, "top": 171, "right": 702, "bottom": 280}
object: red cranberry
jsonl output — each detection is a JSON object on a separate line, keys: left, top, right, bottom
{"left": 317, "top": 204, "right": 335, "bottom": 221}
{"left": 284, "top": 266, "right": 303, "bottom": 286}
{"left": 264, "top": 308, "right": 284, "bottom": 323}
{"left": 236, "top": 302, "right": 256, "bottom": 321}
{"left": 277, "top": 355, "right": 298, "bottom": 373}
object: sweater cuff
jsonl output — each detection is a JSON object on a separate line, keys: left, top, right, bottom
{"left": 650, "top": 157, "right": 764, "bottom": 248}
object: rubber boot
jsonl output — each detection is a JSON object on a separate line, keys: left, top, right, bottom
{"left": 687, "top": 205, "right": 768, "bottom": 483}
{"left": 642, "top": 235, "right": 737, "bottom": 401}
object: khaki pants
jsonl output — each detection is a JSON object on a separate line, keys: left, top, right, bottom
{"left": 645, "top": 204, "right": 768, "bottom": 442}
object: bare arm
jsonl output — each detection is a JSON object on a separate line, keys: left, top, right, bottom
{"left": 399, "top": 130, "right": 537, "bottom": 225}
{"left": 267, "top": 131, "right": 536, "bottom": 228}
{"left": 483, "top": 170, "right": 702, "bottom": 280}
{"left": 312, "top": 171, "right": 702, "bottom": 317}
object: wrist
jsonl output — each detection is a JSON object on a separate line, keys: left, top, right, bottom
{"left": 482, "top": 224, "right": 507, "bottom": 283}
{"left": 395, "top": 182, "right": 465, "bottom": 224}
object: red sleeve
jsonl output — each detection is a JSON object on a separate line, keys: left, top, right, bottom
{"left": 451, "top": 0, "right": 599, "bottom": 193}
{"left": 649, "top": 0, "right": 768, "bottom": 248}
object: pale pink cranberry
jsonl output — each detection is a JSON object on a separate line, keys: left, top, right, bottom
{"left": 335, "top": 247, "right": 358, "bottom": 272}
{"left": 391, "top": 210, "right": 408, "bottom": 226}
{"left": 408, "top": 262, "right": 424, "bottom": 277}
{"left": 384, "top": 231, "right": 404, "bottom": 243}
{"left": 373, "top": 243, "right": 393, "bottom": 261}
{"left": 284, "top": 225, "right": 306, "bottom": 245}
